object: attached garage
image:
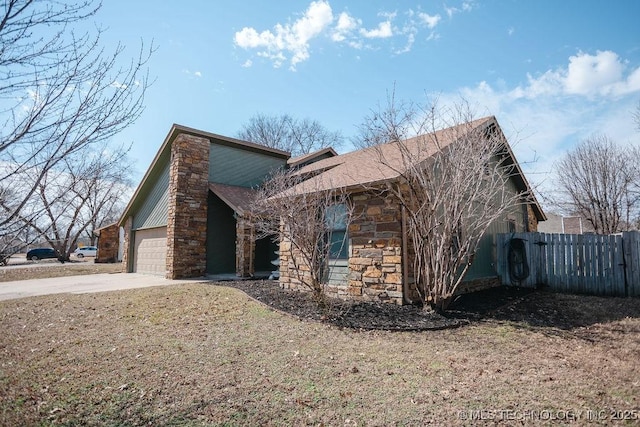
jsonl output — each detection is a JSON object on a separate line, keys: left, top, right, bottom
{"left": 119, "top": 125, "right": 290, "bottom": 279}
{"left": 133, "top": 227, "right": 167, "bottom": 275}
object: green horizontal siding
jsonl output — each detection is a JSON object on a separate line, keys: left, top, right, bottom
{"left": 209, "top": 143, "right": 286, "bottom": 187}
{"left": 133, "top": 159, "right": 170, "bottom": 230}
{"left": 465, "top": 177, "right": 527, "bottom": 280}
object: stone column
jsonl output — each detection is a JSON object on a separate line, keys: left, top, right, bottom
{"left": 235, "top": 215, "right": 255, "bottom": 277}
{"left": 166, "top": 133, "right": 210, "bottom": 279}
{"left": 121, "top": 217, "right": 133, "bottom": 273}
{"left": 96, "top": 224, "right": 119, "bottom": 263}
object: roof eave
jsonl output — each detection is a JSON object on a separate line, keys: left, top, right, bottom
{"left": 118, "top": 124, "right": 291, "bottom": 227}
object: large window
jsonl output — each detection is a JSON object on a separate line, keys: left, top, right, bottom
{"left": 325, "top": 203, "right": 348, "bottom": 259}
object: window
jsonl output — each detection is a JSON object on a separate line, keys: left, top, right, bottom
{"left": 325, "top": 203, "right": 348, "bottom": 259}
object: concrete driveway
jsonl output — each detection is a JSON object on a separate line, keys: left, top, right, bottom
{"left": 0, "top": 273, "right": 207, "bottom": 301}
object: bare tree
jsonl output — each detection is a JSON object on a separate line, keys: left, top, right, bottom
{"left": 0, "top": 0, "right": 152, "bottom": 250}
{"left": 555, "top": 134, "right": 640, "bottom": 234}
{"left": 356, "top": 98, "right": 530, "bottom": 311}
{"left": 238, "top": 113, "right": 343, "bottom": 156}
{"left": 353, "top": 84, "right": 424, "bottom": 149}
{"left": 252, "top": 168, "right": 353, "bottom": 307}
{"left": 17, "top": 141, "right": 132, "bottom": 260}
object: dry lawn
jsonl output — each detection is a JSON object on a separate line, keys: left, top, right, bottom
{"left": 0, "top": 279, "right": 639, "bottom": 425}
{"left": 0, "top": 260, "right": 121, "bottom": 282}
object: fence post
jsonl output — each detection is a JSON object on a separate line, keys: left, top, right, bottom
{"left": 623, "top": 231, "right": 640, "bottom": 297}
{"left": 612, "top": 234, "right": 625, "bottom": 297}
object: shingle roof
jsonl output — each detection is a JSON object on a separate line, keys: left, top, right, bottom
{"left": 287, "top": 116, "right": 495, "bottom": 194}
{"left": 288, "top": 147, "right": 338, "bottom": 167}
{"left": 208, "top": 183, "right": 257, "bottom": 215}
{"left": 282, "top": 116, "right": 546, "bottom": 221}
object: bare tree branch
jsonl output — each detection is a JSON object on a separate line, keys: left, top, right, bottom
{"left": 238, "top": 113, "right": 343, "bottom": 156}
{"left": 358, "top": 97, "right": 530, "bottom": 311}
{"left": 553, "top": 134, "right": 640, "bottom": 234}
{"left": 252, "top": 168, "right": 354, "bottom": 307}
{"left": 0, "top": 0, "right": 153, "bottom": 248}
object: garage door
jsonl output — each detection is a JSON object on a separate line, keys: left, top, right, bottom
{"left": 133, "top": 227, "right": 167, "bottom": 275}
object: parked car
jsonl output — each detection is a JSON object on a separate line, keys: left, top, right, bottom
{"left": 26, "top": 248, "right": 57, "bottom": 261}
{"left": 0, "top": 252, "right": 10, "bottom": 266}
{"left": 74, "top": 246, "right": 97, "bottom": 258}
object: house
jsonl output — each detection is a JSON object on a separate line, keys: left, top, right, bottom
{"left": 118, "top": 124, "right": 289, "bottom": 279}
{"left": 119, "top": 117, "right": 544, "bottom": 306}
{"left": 538, "top": 213, "right": 594, "bottom": 234}
{"left": 277, "top": 116, "right": 546, "bottom": 304}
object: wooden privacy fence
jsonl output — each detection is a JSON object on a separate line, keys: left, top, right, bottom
{"left": 496, "top": 232, "right": 640, "bottom": 297}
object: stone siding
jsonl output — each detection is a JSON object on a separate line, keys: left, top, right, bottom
{"left": 121, "top": 217, "right": 132, "bottom": 272}
{"left": 279, "top": 239, "right": 310, "bottom": 290}
{"left": 346, "top": 192, "right": 404, "bottom": 304}
{"left": 166, "top": 133, "right": 210, "bottom": 279}
{"left": 96, "top": 223, "right": 119, "bottom": 263}
{"left": 236, "top": 216, "right": 255, "bottom": 277}
{"left": 278, "top": 191, "right": 406, "bottom": 305}
{"left": 527, "top": 204, "right": 538, "bottom": 232}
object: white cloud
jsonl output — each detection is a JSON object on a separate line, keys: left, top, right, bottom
{"left": 234, "top": 0, "right": 333, "bottom": 70}
{"left": 241, "top": 59, "right": 253, "bottom": 68}
{"left": 565, "top": 50, "right": 626, "bottom": 96}
{"left": 234, "top": 1, "right": 472, "bottom": 69}
{"left": 182, "top": 69, "right": 203, "bottom": 79}
{"left": 510, "top": 50, "right": 640, "bottom": 99}
{"left": 360, "top": 21, "right": 393, "bottom": 39}
{"left": 507, "top": 27, "right": 514, "bottom": 36}
{"left": 435, "top": 50, "right": 640, "bottom": 198}
{"left": 444, "top": 1, "right": 474, "bottom": 18}
{"left": 418, "top": 13, "right": 441, "bottom": 29}
{"left": 395, "top": 32, "right": 415, "bottom": 55}
{"left": 331, "top": 11, "right": 359, "bottom": 42}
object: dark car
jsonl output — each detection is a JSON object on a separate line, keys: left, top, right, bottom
{"left": 26, "top": 248, "right": 57, "bottom": 261}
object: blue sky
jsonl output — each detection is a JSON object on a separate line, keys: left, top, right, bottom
{"left": 96, "top": 1, "right": 640, "bottom": 199}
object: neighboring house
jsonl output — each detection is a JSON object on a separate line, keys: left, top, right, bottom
{"left": 277, "top": 116, "right": 546, "bottom": 304}
{"left": 118, "top": 124, "right": 289, "bottom": 278}
{"left": 538, "top": 213, "right": 594, "bottom": 234}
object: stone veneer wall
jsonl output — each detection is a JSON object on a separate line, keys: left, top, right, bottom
{"left": 278, "top": 191, "right": 406, "bottom": 305}
{"left": 121, "top": 217, "right": 132, "bottom": 272}
{"left": 166, "top": 133, "right": 210, "bottom": 279}
{"left": 96, "top": 223, "right": 119, "bottom": 263}
{"left": 236, "top": 216, "right": 255, "bottom": 277}
{"left": 527, "top": 204, "right": 538, "bottom": 232}
{"left": 346, "top": 192, "right": 404, "bottom": 304}
{"left": 278, "top": 238, "right": 308, "bottom": 290}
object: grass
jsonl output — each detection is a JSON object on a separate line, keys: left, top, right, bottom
{"left": 0, "top": 271, "right": 639, "bottom": 425}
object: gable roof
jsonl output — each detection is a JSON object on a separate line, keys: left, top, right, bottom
{"left": 288, "top": 147, "right": 338, "bottom": 168}
{"left": 288, "top": 116, "right": 493, "bottom": 191}
{"left": 209, "top": 183, "right": 257, "bottom": 215}
{"left": 285, "top": 116, "right": 546, "bottom": 221}
{"left": 118, "top": 124, "right": 290, "bottom": 227}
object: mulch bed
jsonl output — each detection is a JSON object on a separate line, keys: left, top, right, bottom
{"left": 216, "top": 280, "right": 536, "bottom": 331}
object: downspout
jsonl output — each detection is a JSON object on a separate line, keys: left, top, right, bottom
{"left": 401, "top": 206, "right": 418, "bottom": 305}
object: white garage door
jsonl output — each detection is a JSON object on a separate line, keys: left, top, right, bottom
{"left": 133, "top": 227, "right": 167, "bottom": 275}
